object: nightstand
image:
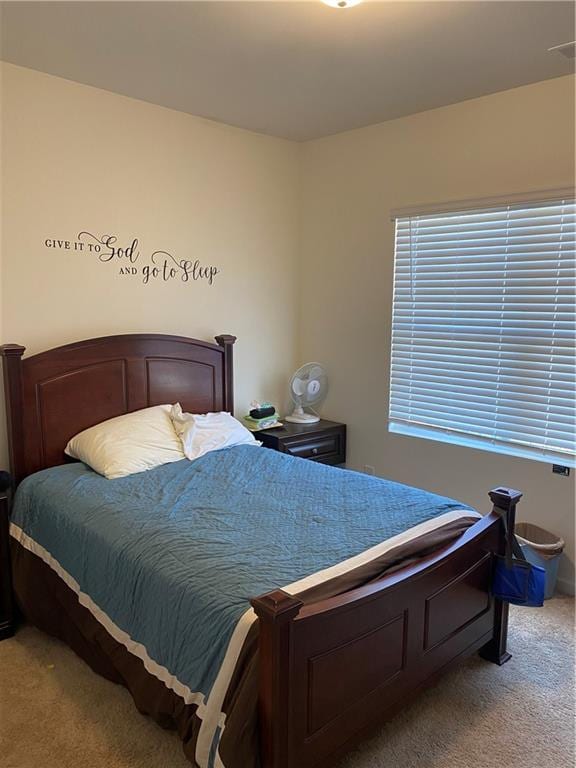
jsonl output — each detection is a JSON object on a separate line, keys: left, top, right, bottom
{"left": 0, "top": 480, "right": 14, "bottom": 641}
{"left": 255, "top": 420, "right": 346, "bottom": 466}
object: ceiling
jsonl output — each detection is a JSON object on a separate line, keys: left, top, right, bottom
{"left": 1, "top": 1, "right": 574, "bottom": 141}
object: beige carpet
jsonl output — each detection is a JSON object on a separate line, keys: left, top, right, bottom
{"left": 1, "top": 598, "right": 574, "bottom": 768}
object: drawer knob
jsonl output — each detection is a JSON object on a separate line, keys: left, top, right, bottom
{"left": 312, "top": 447, "right": 318, "bottom": 455}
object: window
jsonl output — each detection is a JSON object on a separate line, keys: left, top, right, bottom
{"left": 389, "top": 193, "right": 576, "bottom": 466}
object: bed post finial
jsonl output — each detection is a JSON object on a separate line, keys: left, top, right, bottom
{"left": 0, "top": 345, "right": 26, "bottom": 485}
{"left": 251, "top": 589, "right": 303, "bottom": 768}
{"left": 480, "top": 486, "right": 523, "bottom": 667}
{"left": 215, "top": 335, "right": 237, "bottom": 415}
{"left": 215, "top": 334, "right": 237, "bottom": 346}
{"left": 489, "top": 486, "right": 523, "bottom": 509}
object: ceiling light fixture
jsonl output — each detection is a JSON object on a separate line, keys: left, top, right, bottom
{"left": 321, "top": 0, "right": 362, "bottom": 8}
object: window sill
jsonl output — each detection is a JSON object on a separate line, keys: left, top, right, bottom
{"left": 389, "top": 421, "right": 575, "bottom": 469}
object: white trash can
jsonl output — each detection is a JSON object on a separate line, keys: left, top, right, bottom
{"left": 515, "top": 522, "right": 565, "bottom": 600}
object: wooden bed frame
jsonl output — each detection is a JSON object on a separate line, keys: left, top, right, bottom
{"left": 0, "top": 333, "right": 520, "bottom": 768}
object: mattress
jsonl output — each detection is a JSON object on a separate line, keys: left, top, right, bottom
{"left": 9, "top": 445, "right": 480, "bottom": 768}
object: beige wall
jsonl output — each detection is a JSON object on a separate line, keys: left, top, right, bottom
{"left": 0, "top": 63, "right": 300, "bottom": 468}
{"left": 2, "top": 65, "right": 575, "bottom": 589}
{"left": 299, "top": 75, "right": 576, "bottom": 590}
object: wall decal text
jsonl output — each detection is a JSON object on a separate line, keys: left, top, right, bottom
{"left": 44, "top": 231, "right": 221, "bottom": 286}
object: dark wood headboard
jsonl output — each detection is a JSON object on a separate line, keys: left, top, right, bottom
{"left": 0, "top": 333, "right": 236, "bottom": 484}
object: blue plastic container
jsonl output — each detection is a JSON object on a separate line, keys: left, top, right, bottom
{"left": 515, "top": 522, "right": 564, "bottom": 600}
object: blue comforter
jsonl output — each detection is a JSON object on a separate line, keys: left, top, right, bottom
{"left": 10, "top": 445, "right": 473, "bottom": 706}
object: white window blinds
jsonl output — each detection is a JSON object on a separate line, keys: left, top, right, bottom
{"left": 389, "top": 196, "right": 576, "bottom": 466}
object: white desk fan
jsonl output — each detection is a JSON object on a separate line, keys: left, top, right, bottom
{"left": 285, "top": 363, "right": 328, "bottom": 424}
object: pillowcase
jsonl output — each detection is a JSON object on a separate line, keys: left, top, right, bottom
{"left": 65, "top": 405, "right": 185, "bottom": 479}
{"left": 170, "top": 404, "right": 260, "bottom": 461}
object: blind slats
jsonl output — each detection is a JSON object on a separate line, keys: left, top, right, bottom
{"left": 389, "top": 197, "right": 576, "bottom": 465}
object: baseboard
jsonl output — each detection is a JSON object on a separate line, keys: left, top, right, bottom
{"left": 555, "top": 576, "right": 575, "bottom": 597}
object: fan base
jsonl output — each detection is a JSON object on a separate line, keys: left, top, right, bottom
{"left": 285, "top": 413, "right": 320, "bottom": 424}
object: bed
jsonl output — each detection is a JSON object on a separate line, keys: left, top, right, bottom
{"left": 0, "top": 333, "right": 521, "bottom": 768}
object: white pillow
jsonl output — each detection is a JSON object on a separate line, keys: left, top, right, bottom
{"left": 170, "top": 404, "right": 259, "bottom": 461}
{"left": 65, "top": 405, "right": 185, "bottom": 479}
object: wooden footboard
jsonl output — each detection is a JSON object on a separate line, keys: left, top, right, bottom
{"left": 252, "top": 488, "right": 519, "bottom": 768}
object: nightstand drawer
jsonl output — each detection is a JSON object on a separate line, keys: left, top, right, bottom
{"left": 284, "top": 434, "right": 339, "bottom": 460}
{"left": 255, "top": 420, "right": 346, "bottom": 466}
